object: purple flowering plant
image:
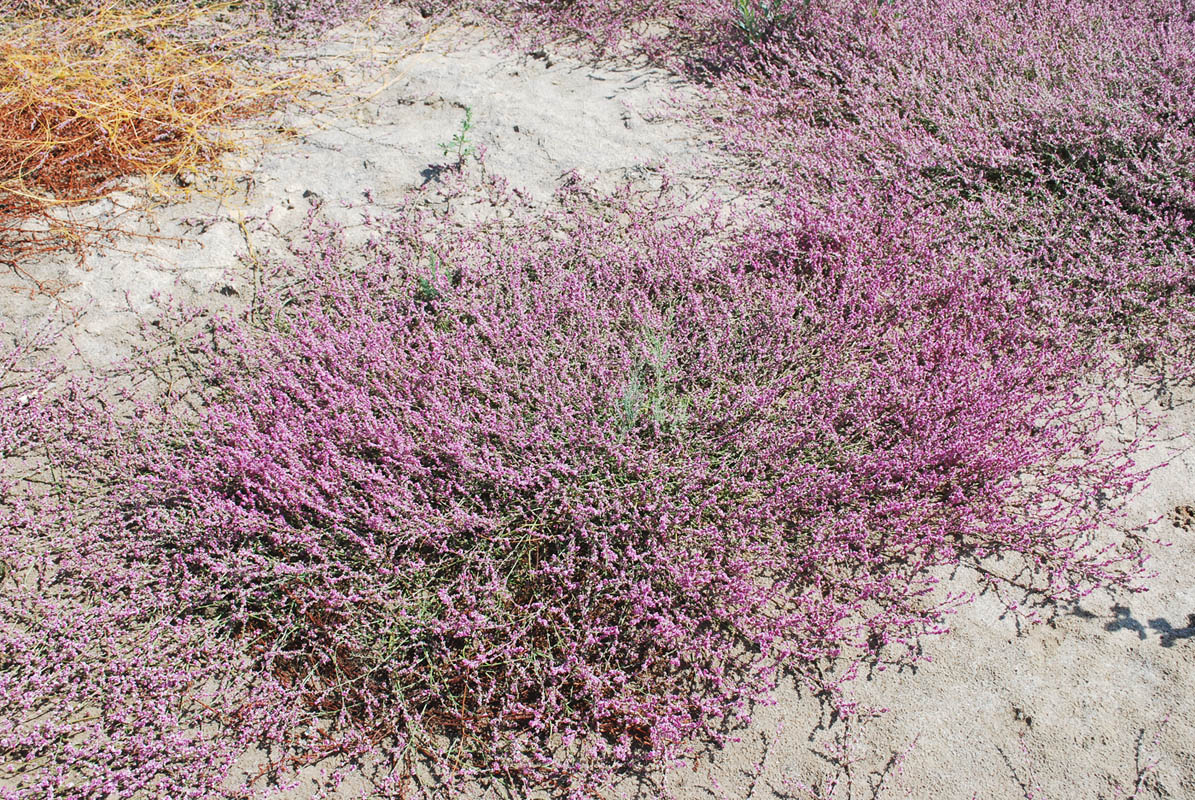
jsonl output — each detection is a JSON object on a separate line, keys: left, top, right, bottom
{"left": 0, "top": 190, "right": 1150, "bottom": 797}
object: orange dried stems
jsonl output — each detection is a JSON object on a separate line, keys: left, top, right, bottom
{"left": 0, "top": 2, "right": 300, "bottom": 273}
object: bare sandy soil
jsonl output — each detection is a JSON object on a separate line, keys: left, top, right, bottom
{"left": 4, "top": 9, "right": 1192, "bottom": 799}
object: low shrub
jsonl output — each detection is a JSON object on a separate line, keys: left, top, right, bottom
{"left": 0, "top": 192, "right": 1145, "bottom": 797}
{"left": 699, "top": 0, "right": 1195, "bottom": 354}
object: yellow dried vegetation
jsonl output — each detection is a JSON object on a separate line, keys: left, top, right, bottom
{"left": 0, "top": 1, "right": 300, "bottom": 282}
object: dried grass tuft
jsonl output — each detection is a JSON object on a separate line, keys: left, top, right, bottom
{"left": 0, "top": 1, "right": 299, "bottom": 274}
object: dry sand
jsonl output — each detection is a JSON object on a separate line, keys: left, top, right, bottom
{"left": 4, "top": 9, "right": 1192, "bottom": 799}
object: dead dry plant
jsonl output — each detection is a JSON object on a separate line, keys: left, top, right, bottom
{"left": 0, "top": 1, "right": 301, "bottom": 290}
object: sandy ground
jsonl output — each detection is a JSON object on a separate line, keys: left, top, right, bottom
{"left": 3, "top": 9, "right": 1193, "bottom": 799}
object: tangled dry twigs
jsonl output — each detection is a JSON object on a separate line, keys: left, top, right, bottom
{"left": 0, "top": 1, "right": 299, "bottom": 283}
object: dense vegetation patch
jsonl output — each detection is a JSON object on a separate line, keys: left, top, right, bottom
{"left": 0, "top": 195, "right": 1145, "bottom": 797}
{"left": 476, "top": 0, "right": 1195, "bottom": 357}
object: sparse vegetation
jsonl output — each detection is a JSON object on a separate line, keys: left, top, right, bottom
{"left": 439, "top": 106, "right": 477, "bottom": 169}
